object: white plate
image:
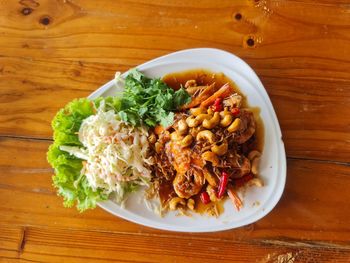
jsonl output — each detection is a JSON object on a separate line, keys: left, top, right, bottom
{"left": 88, "top": 48, "right": 286, "bottom": 232}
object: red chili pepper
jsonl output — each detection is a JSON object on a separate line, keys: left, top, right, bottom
{"left": 212, "top": 98, "right": 222, "bottom": 112}
{"left": 217, "top": 171, "right": 229, "bottom": 198}
{"left": 234, "top": 173, "right": 254, "bottom": 187}
{"left": 231, "top": 107, "right": 240, "bottom": 116}
{"left": 200, "top": 192, "right": 211, "bottom": 204}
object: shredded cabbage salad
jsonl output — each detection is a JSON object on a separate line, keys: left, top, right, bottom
{"left": 60, "top": 101, "right": 153, "bottom": 204}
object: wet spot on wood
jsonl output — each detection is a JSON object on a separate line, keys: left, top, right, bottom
{"left": 21, "top": 7, "right": 32, "bottom": 16}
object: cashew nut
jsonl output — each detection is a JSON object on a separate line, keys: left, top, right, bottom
{"left": 186, "top": 116, "right": 200, "bottom": 128}
{"left": 203, "top": 168, "right": 217, "bottom": 186}
{"left": 170, "top": 131, "right": 183, "bottom": 141}
{"left": 227, "top": 118, "right": 241, "bottom": 132}
{"left": 189, "top": 126, "right": 204, "bottom": 138}
{"left": 180, "top": 134, "right": 193, "bottom": 148}
{"left": 155, "top": 142, "right": 162, "bottom": 153}
{"left": 196, "top": 130, "right": 215, "bottom": 144}
{"left": 211, "top": 142, "right": 228, "bottom": 156}
{"left": 207, "top": 107, "right": 214, "bottom": 115}
{"left": 206, "top": 185, "right": 218, "bottom": 202}
{"left": 187, "top": 198, "right": 195, "bottom": 210}
{"left": 203, "top": 112, "right": 220, "bottom": 129}
{"left": 189, "top": 107, "right": 206, "bottom": 116}
{"left": 195, "top": 113, "right": 211, "bottom": 123}
{"left": 177, "top": 119, "right": 188, "bottom": 135}
{"left": 248, "top": 150, "right": 261, "bottom": 161}
{"left": 148, "top": 133, "right": 157, "bottom": 144}
{"left": 169, "top": 197, "right": 186, "bottom": 210}
{"left": 219, "top": 107, "right": 230, "bottom": 118}
{"left": 220, "top": 114, "right": 233, "bottom": 127}
{"left": 201, "top": 151, "right": 219, "bottom": 166}
{"left": 247, "top": 178, "right": 264, "bottom": 187}
{"left": 251, "top": 156, "right": 260, "bottom": 175}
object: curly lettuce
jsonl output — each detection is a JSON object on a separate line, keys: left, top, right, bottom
{"left": 47, "top": 99, "right": 108, "bottom": 211}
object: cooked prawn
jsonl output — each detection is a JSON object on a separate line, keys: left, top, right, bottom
{"left": 234, "top": 110, "right": 256, "bottom": 144}
{"left": 173, "top": 167, "right": 205, "bottom": 199}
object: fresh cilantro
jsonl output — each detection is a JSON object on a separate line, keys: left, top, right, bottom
{"left": 119, "top": 69, "right": 191, "bottom": 127}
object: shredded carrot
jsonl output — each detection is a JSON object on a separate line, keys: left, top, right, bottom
{"left": 200, "top": 83, "right": 234, "bottom": 108}
{"left": 181, "top": 83, "right": 217, "bottom": 109}
{"left": 227, "top": 187, "right": 243, "bottom": 211}
{"left": 154, "top": 125, "right": 165, "bottom": 135}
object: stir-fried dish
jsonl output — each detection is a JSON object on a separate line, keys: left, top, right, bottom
{"left": 47, "top": 69, "right": 263, "bottom": 216}
{"left": 149, "top": 70, "right": 263, "bottom": 215}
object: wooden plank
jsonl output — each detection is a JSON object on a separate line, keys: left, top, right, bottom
{"left": 0, "top": 0, "right": 349, "bottom": 161}
{"left": 0, "top": 0, "right": 347, "bottom": 63}
{"left": 263, "top": 76, "right": 350, "bottom": 162}
{"left": 0, "top": 137, "right": 350, "bottom": 243}
{"left": 0, "top": 225, "right": 23, "bottom": 261}
{"left": 1, "top": 225, "right": 350, "bottom": 263}
{"left": 0, "top": 57, "right": 119, "bottom": 139}
{"left": 0, "top": 225, "right": 23, "bottom": 251}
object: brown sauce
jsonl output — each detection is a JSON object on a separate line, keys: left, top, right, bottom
{"left": 158, "top": 179, "right": 176, "bottom": 206}
{"left": 163, "top": 69, "right": 264, "bottom": 152}
{"left": 194, "top": 194, "right": 226, "bottom": 216}
{"left": 163, "top": 69, "right": 243, "bottom": 99}
{"left": 250, "top": 107, "right": 264, "bottom": 153}
{"left": 160, "top": 69, "right": 265, "bottom": 215}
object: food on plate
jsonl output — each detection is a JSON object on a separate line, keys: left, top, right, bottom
{"left": 47, "top": 70, "right": 190, "bottom": 211}
{"left": 47, "top": 69, "right": 263, "bottom": 216}
{"left": 148, "top": 70, "right": 263, "bottom": 216}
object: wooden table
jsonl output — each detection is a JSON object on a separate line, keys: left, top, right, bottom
{"left": 1, "top": 0, "right": 349, "bottom": 262}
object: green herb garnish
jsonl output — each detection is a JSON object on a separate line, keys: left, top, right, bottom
{"left": 118, "top": 69, "right": 191, "bottom": 127}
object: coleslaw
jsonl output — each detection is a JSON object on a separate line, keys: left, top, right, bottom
{"left": 60, "top": 101, "right": 153, "bottom": 204}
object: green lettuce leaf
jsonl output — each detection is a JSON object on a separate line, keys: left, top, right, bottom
{"left": 47, "top": 98, "right": 108, "bottom": 212}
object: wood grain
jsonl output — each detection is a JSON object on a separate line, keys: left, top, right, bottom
{"left": 1, "top": 225, "right": 350, "bottom": 263}
{"left": 0, "top": 0, "right": 349, "bottom": 262}
{"left": 0, "top": 0, "right": 349, "bottom": 161}
{"left": 1, "top": 137, "right": 350, "bottom": 244}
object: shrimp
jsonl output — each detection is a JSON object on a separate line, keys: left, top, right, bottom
{"left": 166, "top": 140, "right": 206, "bottom": 199}
{"left": 224, "top": 153, "right": 251, "bottom": 178}
{"left": 173, "top": 168, "right": 205, "bottom": 199}
{"left": 234, "top": 110, "right": 256, "bottom": 144}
